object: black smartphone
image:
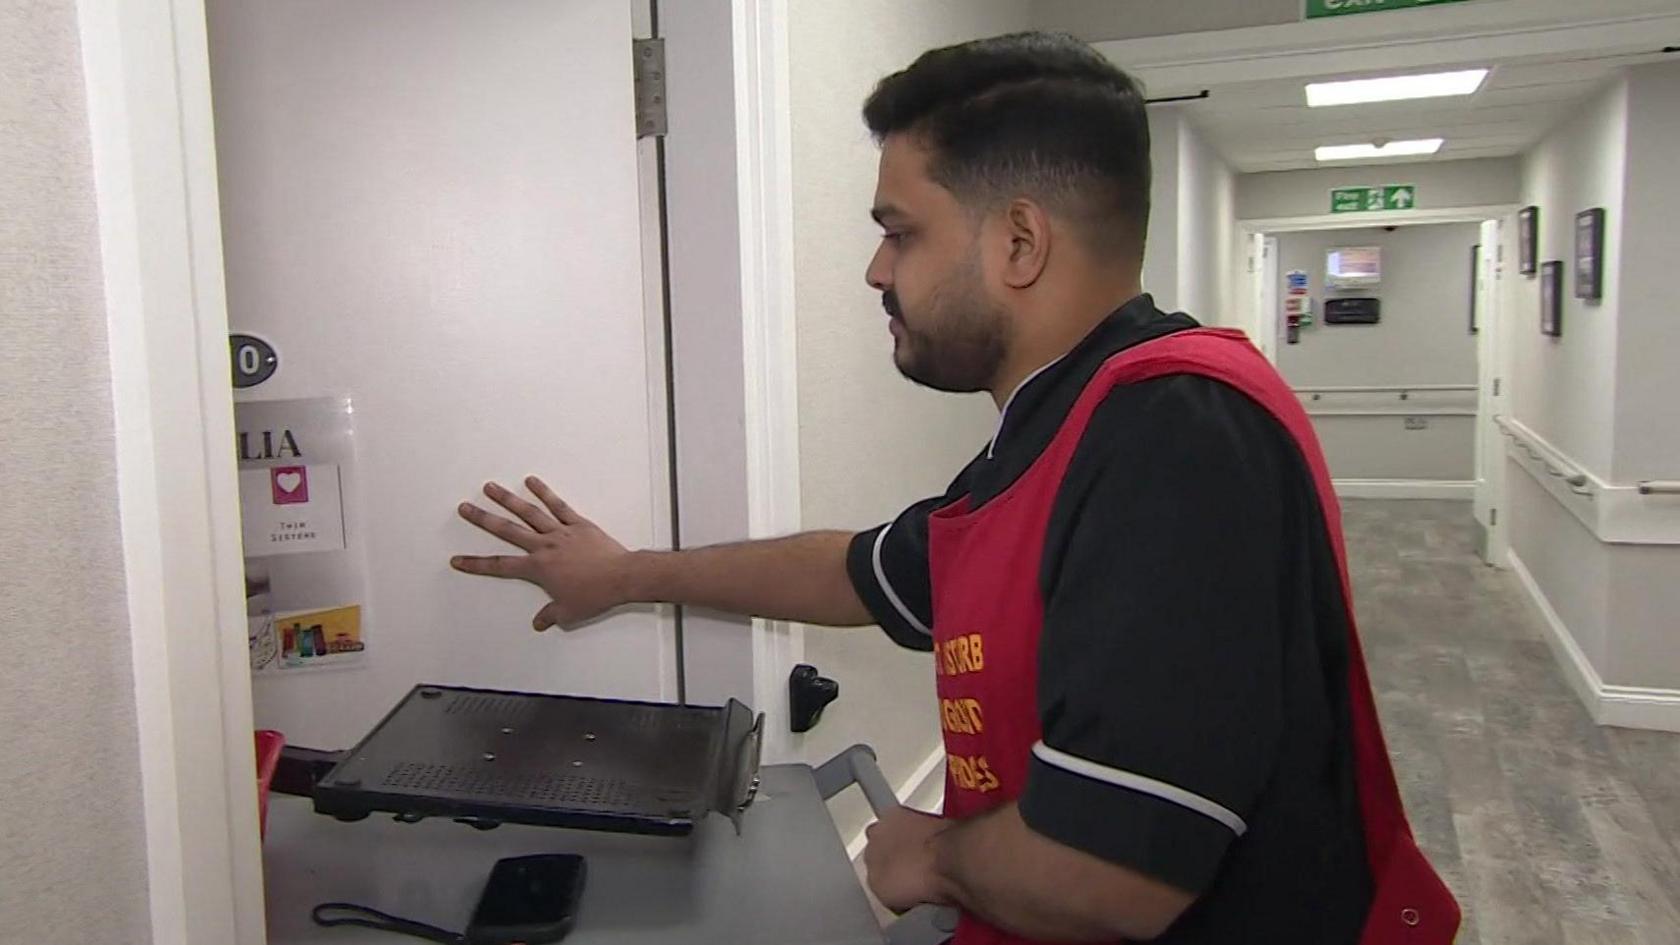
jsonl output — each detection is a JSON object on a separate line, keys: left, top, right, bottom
{"left": 464, "top": 854, "right": 586, "bottom": 945}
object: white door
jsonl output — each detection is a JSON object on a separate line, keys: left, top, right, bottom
{"left": 1472, "top": 218, "right": 1508, "bottom": 566}
{"left": 1249, "top": 232, "right": 1279, "bottom": 361}
{"left": 209, "top": 0, "right": 676, "bottom": 746}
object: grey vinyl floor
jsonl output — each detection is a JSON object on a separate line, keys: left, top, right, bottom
{"left": 1350, "top": 499, "right": 1680, "bottom": 945}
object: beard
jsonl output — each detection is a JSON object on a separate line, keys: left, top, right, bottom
{"left": 885, "top": 256, "right": 1010, "bottom": 394}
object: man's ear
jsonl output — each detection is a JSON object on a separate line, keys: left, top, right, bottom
{"left": 998, "top": 198, "right": 1052, "bottom": 289}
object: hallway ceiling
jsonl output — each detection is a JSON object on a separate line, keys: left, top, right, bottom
{"left": 1165, "top": 50, "right": 1669, "bottom": 173}
{"left": 1055, "top": 0, "right": 1680, "bottom": 173}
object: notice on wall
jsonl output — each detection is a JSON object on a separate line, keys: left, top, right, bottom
{"left": 1284, "top": 269, "right": 1311, "bottom": 346}
{"left": 239, "top": 464, "right": 346, "bottom": 555}
{"left": 237, "top": 397, "right": 370, "bottom": 675}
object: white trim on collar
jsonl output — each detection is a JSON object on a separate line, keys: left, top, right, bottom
{"left": 987, "top": 354, "right": 1067, "bottom": 459}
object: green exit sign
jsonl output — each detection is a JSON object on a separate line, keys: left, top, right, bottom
{"left": 1331, "top": 185, "right": 1418, "bottom": 213}
{"left": 1306, "top": 0, "right": 1477, "bottom": 18}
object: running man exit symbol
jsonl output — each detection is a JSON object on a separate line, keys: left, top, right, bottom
{"left": 1331, "top": 185, "right": 1420, "bottom": 213}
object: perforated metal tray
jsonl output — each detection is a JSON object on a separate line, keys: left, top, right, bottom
{"left": 311, "top": 685, "right": 764, "bottom": 836}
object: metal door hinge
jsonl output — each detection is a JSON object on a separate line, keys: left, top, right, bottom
{"left": 1493, "top": 378, "right": 1501, "bottom": 396}
{"left": 633, "top": 38, "right": 667, "bottom": 139}
{"left": 1490, "top": 508, "right": 1498, "bottom": 526}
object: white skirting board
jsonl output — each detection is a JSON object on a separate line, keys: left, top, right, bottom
{"left": 1334, "top": 479, "right": 1476, "bottom": 501}
{"left": 1509, "top": 551, "right": 1680, "bottom": 733}
{"left": 845, "top": 745, "right": 947, "bottom": 863}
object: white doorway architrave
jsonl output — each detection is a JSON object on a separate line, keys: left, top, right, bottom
{"left": 1237, "top": 204, "right": 1519, "bottom": 350}
{"left": 1235, "top": 204, "right": 1518, "bottom": 526}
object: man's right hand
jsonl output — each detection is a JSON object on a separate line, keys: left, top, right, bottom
{"left": 451, "top": 476, "right": 636, "bottom": 631}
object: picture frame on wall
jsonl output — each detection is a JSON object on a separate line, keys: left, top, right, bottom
{"left": 1518, "top": 205, "right": 1539, "bottom": 275}
{"left": 1541, "top": 260, "right": 1563, "bottom": 337}
{"left": 1575, "top": 208, "right": 1605, "bottom": 301}
{"left": 1469, "top": 244, "right": 1480, "bottom": 334}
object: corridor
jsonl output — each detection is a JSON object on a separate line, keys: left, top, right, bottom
{"left": 15, "top": 0, "right": 1680, "bottom": 939}
{"left": 1351, "top": 500, "right": 1680, "bottom": 945}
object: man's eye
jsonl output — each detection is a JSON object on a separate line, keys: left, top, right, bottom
{"left": 883, "top": 231, "right": 908, "bottom": 244}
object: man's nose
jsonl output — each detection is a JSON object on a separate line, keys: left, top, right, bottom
{"left": 865, "top": 243, "right": 891, "bottom": 292}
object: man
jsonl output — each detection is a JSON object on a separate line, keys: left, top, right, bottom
{"left": 452, "top": 32, "right": 1456, "bottom": 945}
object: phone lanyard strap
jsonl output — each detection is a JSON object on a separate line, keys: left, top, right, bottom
{"left": 312, "top": 901, "right": 466, "bottom": 945}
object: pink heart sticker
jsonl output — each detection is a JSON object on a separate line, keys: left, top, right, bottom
{"left": 272, "top": 466, "right": 309, "bottom": 505}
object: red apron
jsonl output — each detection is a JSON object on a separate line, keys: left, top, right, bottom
{"left": 925, "top": 328, "right": 1460, "bottom": 944}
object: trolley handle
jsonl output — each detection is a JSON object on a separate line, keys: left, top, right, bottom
{"left": 814, "top": 744, "right": 900, "bottom": 814}
{"left": 813, "top": 746, "right": 960, "bottom": 944}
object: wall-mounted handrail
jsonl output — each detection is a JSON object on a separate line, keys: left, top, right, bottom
{"left": 1295, "top": 384, "right": 1477, "bottom": 403}
{"left": 1494, "top": 414, "right": 1595, "bottom": 499}
{"left": 1546, "top": 465, "right": 1595, "bottom": 496}
{"left": 1494, "top": 416, "right": 1680, "bottom": 545}
{"left": 1304, "top": 408, "right": 1477, "bottom": 418}
{"left": 1295, "top": 384, "right": 1478, "bottom": 394}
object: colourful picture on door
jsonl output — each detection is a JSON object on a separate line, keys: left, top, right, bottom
{"left": 252, "top": 604, "right": 365, "bottom": 672}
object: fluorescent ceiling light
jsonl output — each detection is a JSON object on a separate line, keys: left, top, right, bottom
{"left": 1306, "top": 69, "right": 1488, "bottom": 107}
{"left": 1315, "top": 138, "right": 1445, "bottom": 162}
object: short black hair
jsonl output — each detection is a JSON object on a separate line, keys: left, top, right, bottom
{"left": 863, "top": 32, "right": 1151, "bottom": 260}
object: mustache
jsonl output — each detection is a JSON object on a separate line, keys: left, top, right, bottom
{"left": 882, "top": 291, "right": 903, "bottom": 320}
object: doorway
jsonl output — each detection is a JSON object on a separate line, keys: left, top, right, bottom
{"left": 1241, "top": 209, "right": 1513, "bottom": 559}
{"left": 85, "top": 1, "right": 802, "bottom": 940}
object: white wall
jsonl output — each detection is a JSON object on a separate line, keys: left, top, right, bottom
{"left": 1275, "top": 224, "right": 1481, "bottom": 483}
{"left": 1277, "top": 225, "right": 1480, "bottom": 386}
{"left": 1502, "top": 78, "right": 1625, "bottom": 689}
{"left": 788, "top": 0, "right": 1027, "bottom": 840}
{"left": 1612, "top": 62, "right": 1680, "bottom": 483}
{"left": 1237, "top": 158, "right": 1520, "bottom": 221}
{"left": 1144, "top": 109, "right": 1237, "bottom": 323}
{"left": 1508, "top": 83, "right": 1627, "bottom": 477}
{"left": 1502, "top": 65, "right": 1680, "bottom": 716}
{"left": 1141, "top": 109, "right": 1181, "bottom": 309}
{"left": 1175, "top": 116, "right": 1237, "bottom": 322}
{"left": 1509, "top": 470, "right": 1612, "bottom": 670}
{"left": 1598, "top": 61, "right": 1680, "bottom": 692}
{"left": 0, "top": 0, "right": 152, "bottom": 940}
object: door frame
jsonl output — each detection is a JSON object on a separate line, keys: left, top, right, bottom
{"left": 1472, "top": 218, "right": 1512, "bottom": 567}
{"left": 1237, "top": 204, "right": 1519, "bottom": 360}
{"left": 1234, "top": 205, "right": 1516, "bottom": 536}
{"left": 77, "top": 0, "right": 265, "bottom": 940}
{"left": 658, "top": 0, "right": 806, "bottom": 760}
{"left": 1245, "top": 232, "right": 1279, "bottom": 361}
{"left": 78, "top": 0, "right": 800, "bottom": 942}
{"left": 730, "top": 0, "right": 807, "bottom": 763}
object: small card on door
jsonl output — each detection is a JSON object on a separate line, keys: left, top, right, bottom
{"left": 240, "top": 463, "right": 346, "bottom": 556}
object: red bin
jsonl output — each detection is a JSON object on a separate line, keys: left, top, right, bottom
{"left": 255, "top": 730, "right": 285, "bottom": 839}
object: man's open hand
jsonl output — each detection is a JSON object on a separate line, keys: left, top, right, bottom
{"left": 451, "top": 476, "right": 634, "bottom": 631}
